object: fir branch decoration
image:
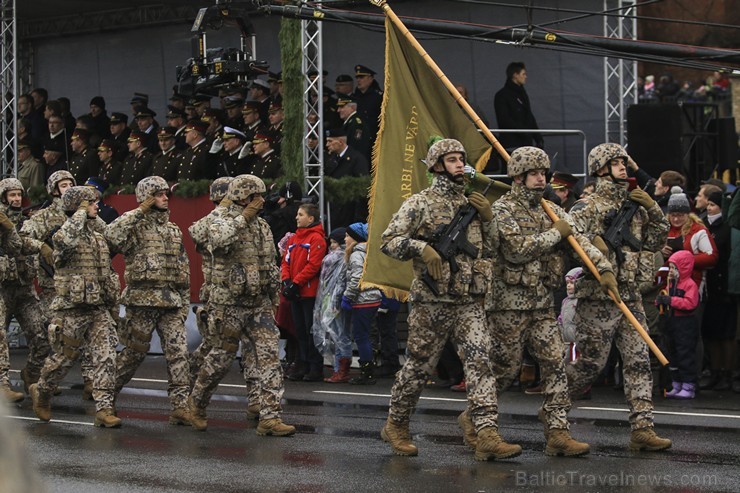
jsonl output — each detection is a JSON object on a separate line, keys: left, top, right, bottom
{"left": 279, "top": 15, "right": 304, "bottom": 183}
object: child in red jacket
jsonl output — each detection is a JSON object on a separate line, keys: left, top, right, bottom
{"left": 656, "top": 250, "right": 700, "bottom": 399}
{"left": 281, "top": 203, "right": 327, "bottom": 381}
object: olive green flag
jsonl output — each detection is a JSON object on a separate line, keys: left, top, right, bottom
{"left": 362, "top": 17, "right": 494, "bottom": 299}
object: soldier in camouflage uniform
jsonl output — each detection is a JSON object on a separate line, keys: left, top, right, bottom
{"left": 566, "top": 143, "right": 672, "bottom": 451}
{"left": 106, "top": 176, "right": 192, "bottom": 425}
{"left": 29, "top": 186, "right": 121, "bottom": 427}
{"left": 380, "top": 139, "right": 520, "bottom": 461}
{"left": 188, "top": 175, "right": 295, "bottom": 436}
{"left": 20, "top": 171, "right": 99, "bottom": 399}
{"left": 0, "top": 179, "right": 50, "bottom": 402}
{"left": 469, "top": 147, "right": 616, "bottom": 457}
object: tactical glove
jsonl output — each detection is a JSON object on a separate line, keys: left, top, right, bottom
{"left": 0, "top": 212, "right": 14, "bottom": 231}
{"left": 591, "top": 235, "right": 609, "bottom": 257}
{"left": 552, "top": 219, "right": 572, "bottom": 240}
{"left": 599, "top": 271, "right": 622, "bottom": 304}
{"left": 39, "top": 244, "right": 54, "bottom": 266}
{"left": 341, "top": 296, "right": 353, "bottom": 311}
{"left": 138, "top": 196, "right": 156, "bottom": 214}
{"left": 629, "top": 189, "right": 655, "bottom": 209}
{"left": 78, "top": 200, "right": 90, "bottom": 212}
{"left": 468, "top": 192, "right": 493, "bottom": 222}
{"left": 282, "top": 280, "right": 300, "bottom": 301}
{"left": 219, "top": 197, "right": 233, "bottom": 208}
{"left": 242, "top": 195, "right": 265, "bottom": 221}
{"left": 421, "top": 245, "right": 443, "bottom": 281}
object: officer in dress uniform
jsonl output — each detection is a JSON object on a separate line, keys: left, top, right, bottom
{"left": 249, "top": 79, "right": 272, "bottom": 123}
{"left": 134, "top": 108, "right": 160, "bottom": 153}
{"left": 109, "top": 112, "right": 131, "bottom": 163}
{"left": 68, "top": 128, "right": 101, "bottom": 185}
{"left": 217, "top": 127, "right": 248, "bottom": 178}
{"left": 96, "top": 139, "right": 123, "bottom": 186}
{"left": 266, "top": 101, "right": 284, "bottom": 154}
{"left": 120, "top": 131, "right": 154, "bottom": 186}
{"left": 337, "top": 95, "right": 371, "bottom": 162}
{"left": 152, "top": 126, "right": 184, "bottom": 183}
{"left": 245, "top": 132, "right": 282, "bottom": 180}
{"left": 178, "top": 120, "right": 214, "bottom": 182}
{"left": 223, "top": 96, "right": 245, "bottom": 132}
{"left": 352, "top": 64, "right": 383, "bottom": 145}
{"left": 165, "top": 106, "right": 188, "bottom": 151}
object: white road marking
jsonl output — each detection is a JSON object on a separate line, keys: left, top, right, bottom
{"left": 6, "top": 415, "right": 93, "bottom": 426}
{"left": 577, "top": 406, "right": 740, "bottom": 420}
{"left": 314, "top": 390, "right": 466, "bottom": 403}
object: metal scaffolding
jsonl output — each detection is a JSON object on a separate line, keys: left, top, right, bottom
{"left": 603, "top": 0, "right": 637, "bottom": 146}
{"left": 1, "top": 0, "right": 17, "bottom": 178}
{"left": 301, "top": 12, "right": 325, "bottom": 224}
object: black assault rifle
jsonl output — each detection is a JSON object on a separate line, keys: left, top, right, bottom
{"left": 602, "top": 199, "right": 641, "bottom": 265}
{"left": 421, "top": 182, "right": 491, "bottom": 296}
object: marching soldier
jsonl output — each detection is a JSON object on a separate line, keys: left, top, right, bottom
{"left": 566, "top": 143, "right": 672, "bottom": 451}
{"left": 151, "top": 126, "right": 184, "bottom": 183}
{"left": 29, "top": 186, "right": 121, "bottom": 427}
{"left": 379, "top": 138, "right": 519, "bottom": 460}
{"left": 0, "top": 179, "right": 52, "bottom": 401}
{"left": 188, "top": 175, "right": 295, "bottom": 436}
{"left": 106, "top": 176, "right": 192, "bottom": 426}
{"left": 474, "top": 147, "right": 615, "bottom": 457}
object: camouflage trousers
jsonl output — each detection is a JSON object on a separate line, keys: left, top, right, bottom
{"left": 0, "top": 285, "right": 49, "bottom": 386}
{"left": 39, "top": 289, "right": 94, "bottom": 382}
{"left": 389, "top": 301, "right": 498, "bottom": 432}
{"left": 188, "top": 304, "right": 260, "bottom": 408}
{"left": 115, "top": 307, "right": 190, "bottom": 411}
{"left": 190, "top": 303, "right": 284, "bottom": 420}
{"left": 38, "top": 307, "right": 118, "bottom": 412}
{"left": 489, "top": 309, "right": 571, "bottom": 430}
{"left": 565, "top": 299, "right": 654, "bottom": 430}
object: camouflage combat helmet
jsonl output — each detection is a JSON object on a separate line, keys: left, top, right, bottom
{"left": 135, "top": 176, "right": 169, "bottom": 203}
{"left": 47, "top": 170, "right": 76, "bottom": 196}
{"left": 210, "top": 176, "right": 234, "bottom": 202}
{"left": 587, "top": 143, "right": 628, "bottom": 176}
{"left": 227, "top": 174, "right": 266, "bottom": 202}
{"left": 62, "top": 186, "right": 97, "bottom": 212}
{"left": 425, "top": 139, "right": 465, "bottom": 170}
{"left": 0, "top": 178, "right": 24, "bottom": 204}
{"left": 507, "top": 146, "right": 550, "bottom": 177}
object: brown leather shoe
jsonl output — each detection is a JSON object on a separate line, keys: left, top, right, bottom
{"left": 381, "top": 417, "right": 418, "bottom": 456}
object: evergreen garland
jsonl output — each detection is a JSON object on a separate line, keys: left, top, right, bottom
{"left": 278, "top": 14, "right": 304, "bottom": 183}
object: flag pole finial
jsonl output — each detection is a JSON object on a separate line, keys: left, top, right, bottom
{"left": 368, "top": 0, "right": 388, "bottom": 9}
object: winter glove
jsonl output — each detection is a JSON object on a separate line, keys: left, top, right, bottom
{"left": 0, "top": 212, "right": 14, "bottom": 231}
{"left": 591, "top": 235, "right": 609, "bottom": 257}
{"left": 421, "top": 245, "right": 443, "bottom": 281}
{"left": 599, "top": 271, "right": 622, "bottom": 304}
{"left": 39, "top": 244, "right": 54, "bottom": 266}
{"left": 626, "top": 155, "right": 639, "bottom": 172}
{"left": 282, "top": 280, "right": 300, "bottom": 301}
{"left": 209, "top": 138, "right": 224, "bottom": 154}
{"left": 138, "top": 196, "right": 156, "bottom": 214}
{"left": 341, "top": 296, "right": 353, "bottom": 311}
{"left": 219, "top": 197, "right": 233, "bottom": 208}
{"left": 552, "top": 219, "right": 572, "bottom": 240}
{"left": 78, "top": 200, "right": 90, "bottom": 212}
{"left": 467, "top": 192, "right": 493, "bottom": 222}
{"left": 629, "top": 189, "right": 655, "bottom": 209}
{"left": 655, "top": 294, "right": 671, "bottom": 306}
{"left": 237, "top": 142, "right": 253, "bottom": 160}
{"left": 242, "top": 195, "right": 265, "bottom": 221}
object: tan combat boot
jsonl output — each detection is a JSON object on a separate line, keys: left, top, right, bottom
{"left": 380, "top": 417, "right": 418, "bottom": 456}
{"left": 457, "top": 410, "right": 477, "bottom": 450}
{"left": 169, "top": 407, "right": 192, "bottom": 426}
{"left": 629, "top": 428, "right": 672, "bottom": 451}
{"left": 2, "top": 384, "right": 24, "bottom": 403}
{"left": 95, "top": 409, "right": 122, "bottom": 428}
{"left": 474, "top": 427, "right": 522, "bottom": 461}
{"left": 545, "top": 429, "right": 590, "bottom": 457}
{"left": 256, "top": 418, "right": 296, "bottom": 436}
{"left": 246, "top": 404, "right": 260, "bottom": 420}
{"left": 538, "top": 408, "right": 549, "bottom": 440}
{"left": 20, "top": 367, "right": 38, "bottom": 394}
{"left": 188, "top": 396, "right": 208, "bottom": 431}
{"left": 29, "top": 383, "right": 51, "bottom": 421}
{"left": 82, "top": 380, "right": 94, "bottom": 401}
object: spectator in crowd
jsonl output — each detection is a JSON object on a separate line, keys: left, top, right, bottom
{"left": 178, "top": 120, "right": 213, "bottom": 182}
{"left": 656, "top": 250, "right": 700, "bottom": 399}
{"left": 337, "top": 95, "right": 371, "bottom": 162}
{"left": 324, "top": 127, "right": 368, "bottom": 228}
{"left": 214, "top": 126, "right": 247, "bottom": 178}
{"left": 699, "top": 189, "right": 736, "bottom": 391}
{"left": 121, "top": 131, "right": 153, "bottom": 186}
{"left": 352, "top": 64, "right": 383, "bottom": 145}
{"left": 249, "top": 79, "right": 272, "bottom": 123}
{"left": 84, "top": 176, "right": 118, "bottom": 224}
{"left": 242, "top": 101, "right": 267, "bottom": 145}
{"left": 267, "top": 102, "right": 284, "bottom": 151}
{"left": 152, "top": 126, "right": 184, "bottom": 183}
{"left": 68, "top": 128, "right": 101, "bottom": 185}
{"left": 653, "top": 171, "right": 687, "bottom": 212}
{"left": 192, "top": 95, "right": 211, "bottom": 118}
{"left": 134, "top": 108, "right": 159, "bottom": 153}
{"left": 342, "top": 222, "right": 382, "bottom": 385}
{"left": 109, "top": 112, "right": 131, "bottom": 163}
{"left": 57, "top": 97, "right": 77, "bottom": 137}
{"left": 75, "top": 114, "right": 103, "bottom": 149}
{"left": 268, "top": 71, "right": 282, "bottom": 100}
{"left": 88, "top": 96, "right": 111, "bottom": 140}
{"left": 281, "top": 203, "right": 327, "bottom": 382}
{"left": 96, "top": 139, "right": 123, "bottom": 186}
{"left": 558, "top": 267, "right": 583, "bottom": 365}
{"left": 16, "top": 140, "right": 45, "bottom": 191}
{"left": 46, "top": 113, "right": 67, "bottom": 150}
{"left": 549, "top": 172, "right": 579, "bottom": 212}
{"left": 494, "top": 61, "right": 543, "bottom": 151}
{"left": 335, "top": 74, "right": 354, "bottom": 96}
{"left": 19, "top": 94, "right": 46, "bottom": 142}
{"left": 223, "top": 96, "right": 245, "bottom": 132}
{"left": 247, "top": 132, "right": 282, "bottom": 180}
{"left": 656, "top": 74, "right": 680, "bottom": 102}
{"left": 30, "top": 88, "right": 48, "bottom": 118}
{"left": 202, "top": 108, "right": 226, "bottom": 144}
{"left": 165, "top": 106, "right": 188, "bottom": 150}
{"left": 264, "top": 181, "right": 302, "bottom": 251}
{"left": 42, "top": 138, "right": 68, "bottom": 181}
{"left": 695, "top": 183, "right": 723, "bottom": 221}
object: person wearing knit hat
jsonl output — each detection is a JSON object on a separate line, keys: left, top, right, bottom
{"left": 342, "top": 222, "right": 382, "bottom": 385}
{"left": 328, "top": 227, "right": 346, "bottom": 246}
{"left": 666, "top": 186, "right": 690, "bottom": 214}
{"left": 559, "top": 266, "right": 584, "bottom": 364}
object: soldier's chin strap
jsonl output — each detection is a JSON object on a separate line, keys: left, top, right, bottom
{"left": 597, "top": 165, "right": 630, "bottom": 187}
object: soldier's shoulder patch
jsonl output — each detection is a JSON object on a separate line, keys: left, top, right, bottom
{"left": 354, "top": 117, "right": 363, "bottom": 125}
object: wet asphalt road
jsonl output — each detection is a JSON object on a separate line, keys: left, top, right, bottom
{"left": 5, "top": 351, "right": 740, "bottom": 493}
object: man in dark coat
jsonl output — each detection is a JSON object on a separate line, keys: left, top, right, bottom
{"left": 494, "top": 62, "right": 544, "bottom": 151}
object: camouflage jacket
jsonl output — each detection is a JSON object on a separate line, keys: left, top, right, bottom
{"left": 0, "top": 205, "right": 39, "bottom": 286}
{"left": 570, "top": 178, "right": 669, "bottom": 301}
{"left": 381, "top": 174, "right": 494, "bottom": 304}
{"left": 105, "top": 208, "right": 189, "bottom": 308}
{"left": 207, "top": 203, "right": 280, "bottom": 308}
{"left": 188, "top": 204, "right": 224, "bottom": 302}
{"left": 20, "top": 198, "right": 68, "bottom": 289}
{"left": 51, "top": 210, "right": 119, "bottom": 310}
{"left": 492, "top": 183, "right": 612, "bottom": 311}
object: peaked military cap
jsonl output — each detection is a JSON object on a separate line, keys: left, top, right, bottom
{"left": 336, "top": 74, "right": 353, "bottom": 83}
{"left": 184, "top": 120, "right": 208, "bottom": 135}
{"left": 222, "top": 126, "right": 247, "bottom": 141}
{"left": 355, "top": 65, "right": 376, "bottom": 77}
{"left": 135, "top": 107, "right": 156, "bottom": 119}
{"left": 550, "top": 172, "right": 578, "bottom": 190}
{"left": 166, "top": 105, "right": 186, "bottom": 119}
{"left": 157, "top": 126, "right": 177, "bottom": 139}
{"left": 109, "top": 112, "right": 128, "bottom": 124}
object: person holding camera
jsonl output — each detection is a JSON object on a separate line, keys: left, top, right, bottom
{"left": 280, "top": 203, "right": 327, "bottom": 382}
